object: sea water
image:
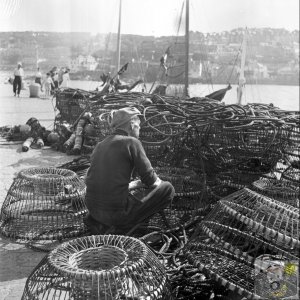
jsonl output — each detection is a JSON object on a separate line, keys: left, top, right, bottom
{"left": 64, "top": 80, "right": 299, "bottom": 111}
{"left": 0, "top": 80, "right": 299, "bottom": 128}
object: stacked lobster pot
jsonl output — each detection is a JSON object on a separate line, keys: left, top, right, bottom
{"left": 147, "top": 166, "right": 208, "bottom": 230}
{"left": 0, "top": 167, "right": 88, "bottom": 251}
{"left": 203, "top": 104, "right": 288, "bottom": 199}
{"left": 184, "top": 188, "right": 299, "bottom": 299}
{"left": 251, "top": 176, "right": 299, "bottom": 208}
{"left": 55, "top": 88, "right": 94, "bottom": 124}
{"left": 54, "top": 88, "right": 97, "bottom": 153}
{"left": 140, "top": 105, "right": 186, "bottom": 167}
{"left": 22, "top": 235, "right": 173, "bottom": 300}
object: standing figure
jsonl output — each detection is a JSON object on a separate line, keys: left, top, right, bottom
{"left": 44, "top": 73, "right": 54, "bottom": 97}
{"left": 60, "top": 69, "right": 70, "bottom": 88}
{"left": 58, "top": 67, "right": 65, "bottom": 86}
{"left": 34, "top": 67, "right": 43, "bottom": 90}
{"left": 84, "top": 107, "right": 175, "bottom": 234}
{"left": 53, "top": 71, "right": 59, "bottom": 89}
{"left": 13, "top": 62, "right": 24, "bottom": 97}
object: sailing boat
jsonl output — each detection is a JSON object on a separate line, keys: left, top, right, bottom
{"left": 152, "top": 0, "right": 233, "bottom": 101}
{"left": 98, "top": 0, "right": 144, "bottom": 94}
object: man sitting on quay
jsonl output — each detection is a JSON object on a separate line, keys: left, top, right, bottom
{"left": 84, "top": 107, "right": 175, "bottom": 234}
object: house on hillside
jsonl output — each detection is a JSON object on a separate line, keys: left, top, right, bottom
{"left": 70, "top": 55, "right": 98, "bottom": 71}
{"left": 248, "top": 61, "right": 269, "bottom": 79}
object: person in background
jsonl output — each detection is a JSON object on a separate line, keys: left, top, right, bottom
{"left": 13, "top": 62, "right": 24, "bottom": 97}
{"left": 44, "top": 73, "right": 54, "bottom": 97}
{"left": 58, "top": 67, "right": 65, "bottom": 86}
{"left": 84, "top": 107, "right": 175, "bottom": 234}
{"left": 53, "top": 71, "right": 59, "bottom": 89}
{"left": 60, "top": 68, "right": 70, "bottom": 88}
{"left": 34, "top": 67, "right": 43, "bottom": 91}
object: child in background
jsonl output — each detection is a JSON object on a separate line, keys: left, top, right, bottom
{"left": 44, "top": 73, "right": 54, "bottom": 97}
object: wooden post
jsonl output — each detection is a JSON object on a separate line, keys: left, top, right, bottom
{"left": 116, "top": 0, "right": 122, "bottom": 76}
{"left": 184, "top": 0, "right": 190, "bottom": 97}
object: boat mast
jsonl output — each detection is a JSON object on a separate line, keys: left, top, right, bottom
{"left": 237, "top": 28, "right": 247, "bottom": 105}
{"left": 184, "top": 0, "right": 189, "bottom": 97}
{"left": 116, "top": 0, "right": 122, "bottom": 74}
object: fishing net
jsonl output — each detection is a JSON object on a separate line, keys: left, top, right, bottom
{"left": 22, "top": 235, "right": 173, "bottom": 300}
{"left": 0, "top": 167, "right": 88, "bottom": 246}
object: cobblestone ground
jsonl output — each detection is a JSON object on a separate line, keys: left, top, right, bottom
{"left": 0, "top": 143, "right": 73, "bottom": 299}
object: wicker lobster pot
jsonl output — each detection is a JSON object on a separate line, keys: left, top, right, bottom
{"left": 215, "top": 171, "right": 255, "bottom": 189}
{"left": 90, "top": 107, "right": 112, "bottom": 142}
{"left": 184, "top": 241, "right": 298, "bottom": 300}
{"left": 203, "top": 189, "right": 299, "bottom": 255}
{"left": 155, "top": 167, "right": 207, "bottom": 219}
{"left": 283, "top": 147, "right": 300, "bottom": 166}
{"left": 281, "top": 122, "right": 300, "bottom": 154}
{"left": 55, "top": 88, "right": 93, "bottom": 123}
{"left": 204, "top": 120, "right": 284, "bottom": 174}
{"left": 281, "top": 165, "right": 300, "bottom": 186}
{"left": 251, "top": 177, "right": 299, "bottom": 207}
{"left": 0, "top": 167, "right": 87, "bottom": 241}
{"left": 183, "top": 188, "right": 299, "bottom": 299}
{"left": 22, "top": 235, "right": 173, "bottom": 300}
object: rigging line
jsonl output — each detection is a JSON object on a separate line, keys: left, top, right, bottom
{"left": 133, "top": 41, "right": 147, "bottom": 81}
{"left": 213, "top": 64, "right": 228, "bottom": 83}
{"left": 202, "top": 61, "right": 214, "bottom": 90}
{"left": 247, "top": 34, "right": 262, "bottom": 102}
{"left": 189, "top": 1, "right": 215, "bottom": 90}
{"left": 227, "top": 47, "right": 241, "bottom": 83}
{"left": 174, "top": 0, "right": 185, "bottom": 47}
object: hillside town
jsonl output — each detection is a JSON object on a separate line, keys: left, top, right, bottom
{"left": 0, "top": 27, "right": 299, "bottom": 85}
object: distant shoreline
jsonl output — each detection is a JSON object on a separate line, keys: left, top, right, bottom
{"left": 1, "top": 70, "right": 299, "bottom": 87}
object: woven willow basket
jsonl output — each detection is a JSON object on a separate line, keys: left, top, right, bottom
{"left": 281, "top": 166, "right": 300, "bottom": 186}
{"left": 155, "top": 167, "right": 203, "bottom": 196}
{"left": 214, "top": 189, "right": 299, "bottom": 254}
{"left": 283, "top": 147, "right": 300, "bottom": 165}
{"left": 185, "top": 241, "right": 298, "bottom": 300}
{"left": 251, "top": 177, "right": 299, "bottom": 207}
{"left": 155, "top": 167, "right": 208, "bottom": 224}
{"left": 0, "top": 167, "right": 87, "bottom": 242}
{"left": 183, "top": 188, "right": 299, "bottom": 299}
{"left": 22, "top": 235, "right": 173, "bottom": 299}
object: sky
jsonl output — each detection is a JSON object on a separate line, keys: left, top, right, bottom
{"left": 0, "top": 0, "right": 299, "bottom": 36}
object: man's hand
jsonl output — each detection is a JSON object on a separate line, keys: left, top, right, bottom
{"left": 151, "top": 177, "right": 162, "bottom": 188}
{"left": 128, "top": 179, "right": 145, "bottom": 191}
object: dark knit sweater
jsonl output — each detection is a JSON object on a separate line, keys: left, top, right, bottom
{"left": 85, "top": 130, "right": 158, "bottom": 215}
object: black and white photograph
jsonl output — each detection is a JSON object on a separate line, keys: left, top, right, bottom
{"left": 0, "top": 0, "right": 299, "bottom": 299}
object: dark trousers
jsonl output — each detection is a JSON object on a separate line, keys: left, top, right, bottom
{"left": 13, "top": 76, "right": 22, "bottom": 95}
{"left": 85, "top": 181, "right": 175, "bottom": 234}
{"left": 35, "top": 78, "right": 42, "bottom": 87}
